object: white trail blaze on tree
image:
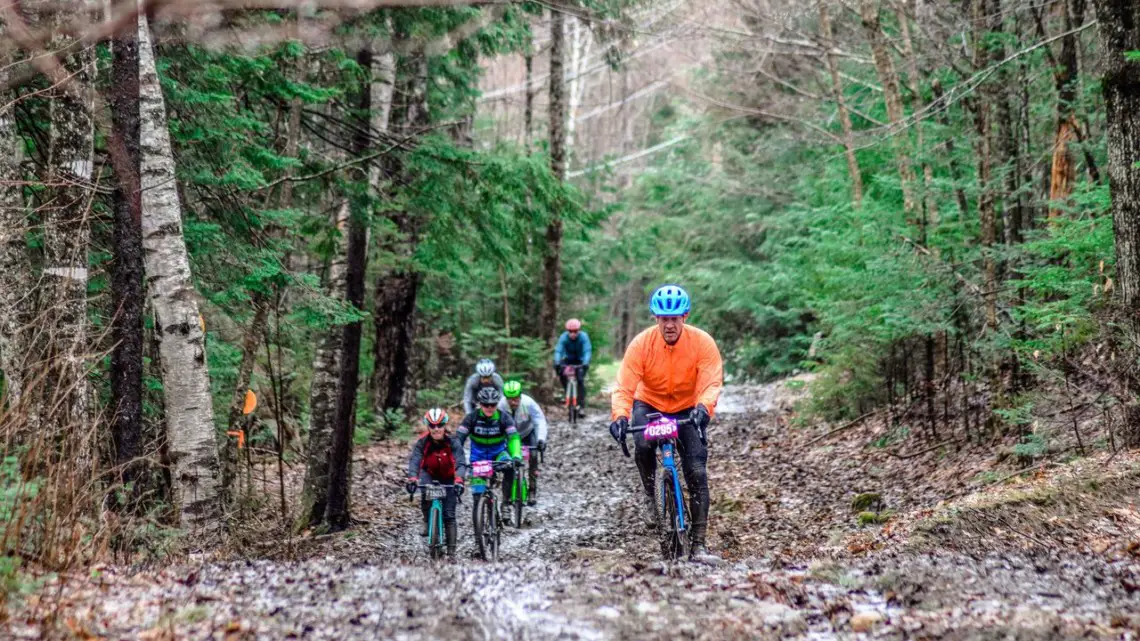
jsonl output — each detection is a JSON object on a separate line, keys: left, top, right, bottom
{"left": 138, "top": 13, "right": 220, "bottom": 532}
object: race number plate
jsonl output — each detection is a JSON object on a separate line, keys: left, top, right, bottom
{"left": 521, "top": 446, "right": 530, "bottom": 462}
{"left": 644, "top": 417, "right": 679, "bottom": 442}
{"left": 472, "top": 460, "right": 494, "bottom": 478}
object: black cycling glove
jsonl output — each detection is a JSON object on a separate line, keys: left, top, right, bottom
{"left": 690, "top": 405, "right": 711, "bottom": 446}
{"left": 609, "top": 417, "right": 629, "bottom": 443}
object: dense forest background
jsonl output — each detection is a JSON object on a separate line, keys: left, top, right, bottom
{"left": 2, "top": 0, "right": 1140, "bottom": 580}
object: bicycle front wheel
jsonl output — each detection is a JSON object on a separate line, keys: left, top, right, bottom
{"left": 567, "top": 379, "right": 577, "bottom": 425}
{"left": 655, "top": 469, "right": 688, "bottom": 560}
{"left": 429, "top": 501, "right": 444, "bottom": 560}
{"left": 514, "top": 477, "right": 526, "bottom": 529}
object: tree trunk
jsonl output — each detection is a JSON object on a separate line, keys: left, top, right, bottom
{"left": 1094, "top": 0, "right": 1140, "bottom": 444}
{"left": 369, "top": 42, "right": 420, "bottom": 421}
{"left": 524, "top": 33, "right": 534, "bottom": 150}
{"left": 1049, "top": 0, "right": 1087, "bottom": 218}
{"left": 138, "top": 13, "right": 220, "bottom": 533}
{"left": 859, "top": 0, "right": 918, "bottom": 218}
{"left": 819, "top": 0, "right": 863, "bottom": 208}
{"left": 39, "top": 5, "right": 95, "bottom": 445}
{"left": 324, "top": 47, "right": 373, "bottom": 531}
{"left": 540, "top": 8, "right": 567, "bottom": 382}
{"left": 110, "top": 21, "right": 145, "bottom": 505}
{"left": 973, "top": 0, "right": 999, "bottom": 335}
{"left": 896, "top": 0, "right": 936, "bottom": 231}
{"left": 299, "top": 201, "right": 349, "bottom": 529}
{"left": 0, "top": 25, "right": 30, "bottom": 406}
{"left": 565, "top": 17, "right": 593, "bottom": 162}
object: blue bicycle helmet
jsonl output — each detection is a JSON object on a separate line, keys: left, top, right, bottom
{"left": 649, "top": 285, "right": 691, "bottom": 316}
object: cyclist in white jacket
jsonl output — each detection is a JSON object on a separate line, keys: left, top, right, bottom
{"left": 499, "top": 381, "right": 548, "bottom": 505}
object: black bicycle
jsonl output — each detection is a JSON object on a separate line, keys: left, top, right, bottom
{"left": 469, "top": 458, "right": 516, "bottom": 562}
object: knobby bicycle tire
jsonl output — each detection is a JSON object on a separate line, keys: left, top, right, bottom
{"left": 567, "top": 379, "right": 578, "bottom": 426}
{"left": 513, "top": 475, "right": 526, "bottom": 529}
{"left": 429, "top": 501, "right": 444, "bottom": 560}
{"left": 655, "top": 469, "right": 688, "bottom": 560}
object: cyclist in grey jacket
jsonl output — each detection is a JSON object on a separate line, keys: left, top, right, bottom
{"left": 498, "top": 381, "right": 548, "bottom": 505}
{"left": 462, "top": 358, "right": 504, "bottom": 415}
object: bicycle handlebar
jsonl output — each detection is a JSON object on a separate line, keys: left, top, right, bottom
{"left": 620, "top": 415, "right": 696, "bottom": 458}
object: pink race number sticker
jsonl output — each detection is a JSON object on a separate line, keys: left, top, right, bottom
{"left": 472, "top": 460, "right": 494, "bottom": 478}
{"left": 521, "top": 446, "right": 530, "bottom": 461}
{"left": 644, "top": 417, "right": 678, "bottom": 442}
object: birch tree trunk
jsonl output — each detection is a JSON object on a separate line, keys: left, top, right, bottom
{"left": 859, "top": 0, "right": 918, "bottom": 218}
{"left": 565, "top": 17, "right": 593, "bottom": 162}
{"left": 0, "top": 25, "right": 30, "bottom": 405}
{"left": 110, "top": 19, "right": 145, "bottom": 503}
{"left": 819, "top": 0, "right": 863, "bottom": 208}
{"left": 38, "top": 4, "right": 94, "bottom": 456}
{"left": 1093, "top": 0, "right": 1140, "bottom": 443}
{"left": 138, "top": 14, "right": 219, "bottom": 532}
{"left": 895, "top": 0, "right": 936, "bottom": 230}
{"left": 300, "top": 201, "right": 349, "bottom": 528}
{"left": 540, "top": 8, "right": 567, "bottom": 377}
{"left": 368, "top": 41, "right": 424, "bottom": 420}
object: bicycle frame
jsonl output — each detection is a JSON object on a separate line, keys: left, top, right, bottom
{"left": 622, "top": 414, "right": 694, "bottom": 553}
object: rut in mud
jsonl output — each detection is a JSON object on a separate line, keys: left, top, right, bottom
{"left": 10, "top": 383, "right": 1140, "bottom": 640}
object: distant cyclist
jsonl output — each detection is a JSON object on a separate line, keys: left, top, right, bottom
{"left": 405, "top": 408, "right": 467, "bottom": 560}
{"left": 554, "top": 319, "right": 591, "bottom": 409}
{"left": 462, "top": 358, "right": 504, "bottom": 415}
{"left": 608, "top": 285, "right": 723, "bottom": 564}
{"left": 499, "top": 381, "right": 547, "bottom": 506}
{"left": 457, "top": 386, "right": 523, "bottom": 526}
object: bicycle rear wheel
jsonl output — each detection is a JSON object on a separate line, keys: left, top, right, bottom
{"left": 655, "top": 469, "right": 688, "bottom": 560}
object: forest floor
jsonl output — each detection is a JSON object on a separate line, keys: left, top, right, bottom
{"left": 8, "top": 379, "right": 1140, "bottom": 640}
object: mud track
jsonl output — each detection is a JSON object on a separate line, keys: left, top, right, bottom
{"left": 9, "top": 385, "right": 1140, "bottom": 639}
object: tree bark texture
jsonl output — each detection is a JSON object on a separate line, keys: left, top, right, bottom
{"left": 38, "top": 5, "right": 95, "bottom": 441}
{"left": 0, "top": 24, "right": 30, "bottom": 406}
{"left": 110, "top": 23, "right": 145, "bottom": 500}
{"left": 819, "top": 0, "right": 863, "bottom": 208}
{"left": 139, "top": 13, "right": 220, "bottom": 533}
{"left": 324, "top": 47, "right": 373, "bottom": 530}
{"left": 1094, "top": 0, "right": 1140, "bottom": 443}
{"left": 541, "top": 8, "right": 567, "bottom": 371}
{"left": 859, "top": 0, "right": 918, "bottom": 218}
{"left": 300, "top": 201, "right": 349, "bottom": 528}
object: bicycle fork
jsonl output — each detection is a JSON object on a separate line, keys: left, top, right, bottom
{"left": 662, "top": 443, "right": 686, "bottom": 533}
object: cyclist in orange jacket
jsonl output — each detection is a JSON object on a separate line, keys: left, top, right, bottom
{"left": 609, "top": 285, "right": 723, "bottom": 563}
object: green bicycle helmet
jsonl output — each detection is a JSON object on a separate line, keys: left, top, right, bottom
{"left": 503, "top": 380, "right": 522, "bottom": 398}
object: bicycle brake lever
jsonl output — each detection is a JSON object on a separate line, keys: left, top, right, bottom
{"left": 620, "top": 431, "right": 630, "bottom": 458}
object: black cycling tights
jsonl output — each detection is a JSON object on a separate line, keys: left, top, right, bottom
{"left": 630, "top": 400, "right": 709, "bottom": 529}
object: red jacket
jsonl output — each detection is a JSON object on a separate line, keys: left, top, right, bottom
{"left": 407, "top": 434, "right": 468, "bottom": 482}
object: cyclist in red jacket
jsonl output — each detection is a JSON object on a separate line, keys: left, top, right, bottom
{"left": 406, "top": 408, "right": 468, "bottom": 560}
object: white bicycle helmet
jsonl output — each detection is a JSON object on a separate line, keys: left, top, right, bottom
{"left": 475, "top": 358, "right": 495, "bottom": 377}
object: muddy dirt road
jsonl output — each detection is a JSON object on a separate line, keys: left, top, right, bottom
{"left": 10, "top": 383, "right": 1140, "bottom": 639}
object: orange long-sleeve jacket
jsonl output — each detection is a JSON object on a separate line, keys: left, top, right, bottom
{"left": 611, "top": 324, "right": 724, "bottom": 420}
